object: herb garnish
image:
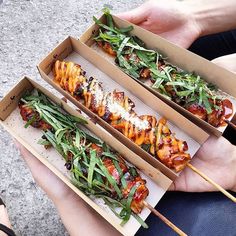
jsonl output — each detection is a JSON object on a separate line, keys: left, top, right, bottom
{"left": 93, "top": 9, "right": 226, "bottom": 116}
{"left": 21, "top": 90, "right": 148, "bottom": 228}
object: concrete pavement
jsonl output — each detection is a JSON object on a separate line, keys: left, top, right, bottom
{"left": 0, "top": 0, "right": 142, "bottom": 235}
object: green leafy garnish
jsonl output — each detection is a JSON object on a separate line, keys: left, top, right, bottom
{"left": 21, "top": 90, "right": 147, "bottom": 227}
{"left": 93, "top": 11, "right": 224, "bottom": 116}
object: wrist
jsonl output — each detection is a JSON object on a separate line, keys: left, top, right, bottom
{"left": 181, "top": 0, "right": 211, "bottom": 37}
{"left": 52, "top": 187, "right": 82, "bottom": 207}
{"left": 182, "top": 0, "right": 236, "bottom": 37}
{"left": 177, "top": 1, "right": 202, "bottom": 40}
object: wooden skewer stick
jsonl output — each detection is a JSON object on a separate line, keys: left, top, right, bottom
{"left": 186, "top": 163, "right": 236, "bottom": 203}
{"left": 143, "top": 201, "right": 187, "bottom": 236}
{"left": 225, "top": 120, "right": 236, "bottom": 131}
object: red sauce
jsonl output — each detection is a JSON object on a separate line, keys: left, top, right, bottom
{"left": 222, "top": 99, "right": 233, "bottom": 119}
{"left": 217, "top": 98, "right": 233, "bottom": 127}
{"left": 187, "top": 99, "right": 233, "bottom": 128}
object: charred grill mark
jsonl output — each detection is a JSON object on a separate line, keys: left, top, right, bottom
{"left": 90, "top": 143, "right": 149, "bottom": 213}
{"left": 53, "top": 60, "right": 191, "bottom": 172}
{"left": 19, "top": 101, "right": 149, "bottom": 214}
{"left": 19, "top": 104, "right": 52, "bottom": 130}
{"left": 95, "top": 29, "right": 233, "bottom": 128}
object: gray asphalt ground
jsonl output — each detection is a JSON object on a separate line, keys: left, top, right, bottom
{"left": 0, "top": 0, "right": 142, "bottom": 235}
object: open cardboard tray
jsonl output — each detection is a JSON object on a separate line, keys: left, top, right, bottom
{"left": 80, "top": 14, "right": 236, "bottom": 137}
{"left": 0, "top": 77, "right": 173, "bottom": 236}
{"left": 38, "top": 36, "right": 209, "bottom": 180}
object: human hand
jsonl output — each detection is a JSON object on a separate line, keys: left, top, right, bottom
{"left": 117, "top": 0, "right": 201, "bottom": 48}
{"left": 169, "top": 136, "right": 236, "bottom": 192}
{"left": 212, "top": 53, "right": 236, "bottom": 73}
{"left": 14, "top": 141, "right": 121, "bottom": 236}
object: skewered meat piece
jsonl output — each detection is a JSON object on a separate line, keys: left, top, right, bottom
{"left": 122, "top": 173, "right": 149, "bottom": 214}
{"left": 19, "top": 103, "right": 52, "bottom": 130}
{"left": 53, "top": 60, "right": 191, "bottom": 172}
{"left": 140, "top": 68, "right": 151, "bottom": 80}
{"left": 187, "top": 103, "right": 207, "bottom": 121}
{"left": 206, "top": 98, "right": 233, "bottom": 127}
{"left": 19, "top": 101, "right": 149, "bottom": 216}
{"left": 89, "top": 143, "right": 149, "bottom": 213}
{"left": 97, "top": 41, "right": 117, "bottom": 56}
{"left": 187, "top": 98, "right": 233, "bottom": 127}
{"left": 54, "top": 60, "right": 87, "bottom": 97}
{"left": 94, "top": 14, "right": 234, "bottom": 128}
{"left": 155, "top": 118, "right": 190, "bottom": 172}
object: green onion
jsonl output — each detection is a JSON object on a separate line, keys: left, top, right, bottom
{"left": 102, "top": 151, "right": 118, "bottom": 161}
{"left": 93, "top": 11, "right": 223, "bottom": 115}
{"left": 82, "top": 161, "right": 105, "bottom": 177}
{"left": 113, "top": 159, "right": 127, "bottom": 189}
{"left": 37, "top": 139, "right": 51, "bottom": 146}
{"left": 152, "top": 78, "right": 164, "bottom": 89}
{"left": 132, "top": 213, "right": 149, "bottom": 228}
{"left": 87, "top": 150, "right": 97, "bottom": 188}
{"left": 117, "top": 37, "right": 130, "bottom": 57}
{"left": 21, "top": 90, "right": 148, "bottom": 228}
{"left": 118, "top": 26, "right": 133, "bottom": 33}
{"left": 121, "top": 185, "right": 137, "bottom": 226}
{"left": 85, "top": 133, "right": 102, "bottom": 145}
{"left": 24, "top": 114, "right": 37, "bottom": 128}
{"left": 97, "top": 158, "right": 123, "bottom": 198}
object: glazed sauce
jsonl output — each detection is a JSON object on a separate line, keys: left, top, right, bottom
{"left": 222, "top": 99, "right": 233, "bottom": 119}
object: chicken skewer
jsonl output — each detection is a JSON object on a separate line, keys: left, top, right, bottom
{"left": 53, "top": 60, "right": 191, "bottom": 173}
{"left": 19, "top": 90, "right": 187, "bottom": 235}
{"left": 53, "top": 60, "right": 236, "bottom": 203}
{"left": 93, "top": 11, "right": 234, "bottom": 128}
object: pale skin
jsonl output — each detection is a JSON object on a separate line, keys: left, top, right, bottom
{"left": 14, "top": 142, "right": 121, "bottom": 236}
{"left": 13, "top": 135, "right": 236, "bottom": 236}
{"left": 117, "top": 0, "right": 236, "bottom": 72}
{"left": 116, "top": 0, "right": 236, "bottom": 190}
{"left": 0, "top": 206, "right": 12, "bottom": 236}
{"left": 3, "top": 0, "right": 236, "bottom": 235}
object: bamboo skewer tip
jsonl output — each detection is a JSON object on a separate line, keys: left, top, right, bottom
{"left": 143, "top": 201, "right": 187, "bottom": 236}
{"left": 186, "top": 163, "right": 236, "bottom": 203}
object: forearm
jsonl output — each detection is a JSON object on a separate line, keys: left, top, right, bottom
{"left": 183, "top": 0, "right": 236, "bottom": 36}
{"left": 53, "top": 192, "right": 121, "bottom": 236}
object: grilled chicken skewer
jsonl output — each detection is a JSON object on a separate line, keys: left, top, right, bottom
{"left": 19, "top": 101, "right": 148, "bottom": 215}
{"left": 53, "top": 60, "right": 236, "bottom": 204}
{"left": 93, "top": 12, "right": 233, "bottom": 128}
{"left": 19, "top": 91, "right": 188, "bottom": 235}
{"left": 53, "top": 60, "right": 191, "bottom": 172}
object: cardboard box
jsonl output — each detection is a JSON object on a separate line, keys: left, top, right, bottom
{"left": 80, "top": 14, "right": 236, "bottom": 136}
{"left": 38, "top": 36, "right": 208, "bottom": 180}
{"left": 0, "top": 77, "right": 173, "bottom": 236}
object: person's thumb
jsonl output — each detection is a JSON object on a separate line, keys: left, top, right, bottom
{"left": 116, "top": 4, "right": 149, "bottom": 24}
